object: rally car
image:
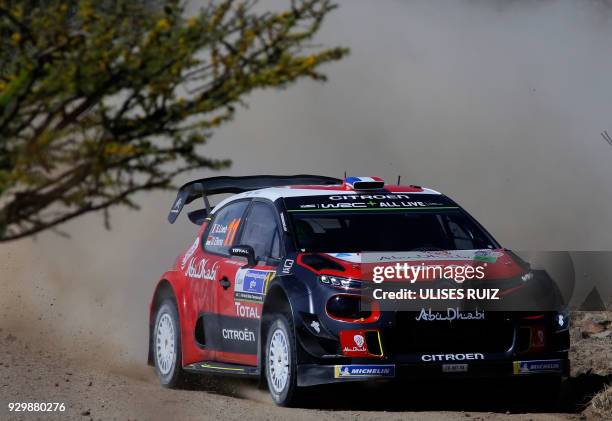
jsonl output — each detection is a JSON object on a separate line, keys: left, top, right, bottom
{"left": 148, "top": 175, "right": 570, "bottom": 406}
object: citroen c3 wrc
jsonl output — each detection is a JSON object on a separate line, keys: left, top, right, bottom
{"left": 148, "top": 175, "right": 569, "bottom": 406}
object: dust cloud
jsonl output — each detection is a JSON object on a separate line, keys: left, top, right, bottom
{"left": 1, "top": 0, "right": 612, "bottom": 369}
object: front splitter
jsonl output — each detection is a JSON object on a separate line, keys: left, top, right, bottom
{"left": 297, "top": 358, "right": 569, "bottom": 387}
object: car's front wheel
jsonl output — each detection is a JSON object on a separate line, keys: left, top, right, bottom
{"left": 265, "top": 314, "right": 302, "bottom": 406}
{"left": 153, "top": 299, "right": 189, "bottom": 388}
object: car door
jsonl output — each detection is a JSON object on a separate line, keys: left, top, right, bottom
{"left": 194, "top": 199, "right": 250, "bottom": 363}
{"left": 214, "top": 200, "right": 283, "bottom": 366}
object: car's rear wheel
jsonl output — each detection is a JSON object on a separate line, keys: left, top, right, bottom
{"left": 153, "top": 299, "right": 189, "bottom": 388}
{"left": 265, "top": 314, "right": 302, "bottom": 406}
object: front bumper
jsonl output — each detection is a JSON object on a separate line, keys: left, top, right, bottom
{"left": 296, "top": 355, "right": 570, "bottom": 386}
{"left": 294, "top": 301, "right": 571, "bottom": 387}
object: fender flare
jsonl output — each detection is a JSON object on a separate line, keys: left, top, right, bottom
{"left": 258, "top": 275, "right": 313, "bottom": 374}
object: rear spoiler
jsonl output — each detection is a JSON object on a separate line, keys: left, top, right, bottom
{"left": 167, "top": 174, "right": 342, "bottom": 223}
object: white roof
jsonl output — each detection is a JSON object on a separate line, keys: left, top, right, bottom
{"left": 212, "top": 186, "right": 442, "bottom": 214}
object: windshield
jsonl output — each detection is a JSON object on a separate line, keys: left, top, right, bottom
{"left": 284, "top": 194, "right": 497, "bottom": 253}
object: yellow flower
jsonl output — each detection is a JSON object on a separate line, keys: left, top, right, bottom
{"left": 104, "top": 143, "right": 135, "bottom": 156}
{"left": 187, "top": 17, "right": 198, "bottom": 28}
{"left": 303, "top": 56, "right": 317, "bottom": 67}
{"left": 11, "top": 33, "right": 21, "bottom": 43}
{"left": 156, "top": 18, "right": 170, "bottom": 31}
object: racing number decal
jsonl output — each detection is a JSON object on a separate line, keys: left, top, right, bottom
{"left": 206, "top": 218, "right": 241, "bottom": 248}
{"left": 224, "top": 218, "right": 240, "bottom": 246}
{"left": 234, "top": 269, "right": 275, "bottom": 303}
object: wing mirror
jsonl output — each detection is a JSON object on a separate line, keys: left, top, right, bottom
{"left": 230, "top": 245, "right": 257, "bottom": 267}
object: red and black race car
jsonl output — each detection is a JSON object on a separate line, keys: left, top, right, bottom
{"left": 148, "top": 175, "right": 570, "bottom": 406}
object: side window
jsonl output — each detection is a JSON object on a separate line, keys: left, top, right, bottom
{"left": 440, "top": 213, "right": 493, "bottom": 250}
{"left": 203, "top": 201, "right": 249, "bottom": 255}
{"left": 239, "top": 202, "right": 281, "bottom": 262}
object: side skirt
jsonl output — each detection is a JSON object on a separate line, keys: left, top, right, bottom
{"left": 184, "top": 361, "right": 260, "bottom": 378}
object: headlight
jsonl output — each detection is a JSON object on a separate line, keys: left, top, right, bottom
{"left": 318, "top": 274, "right": 361, "bottom": 290}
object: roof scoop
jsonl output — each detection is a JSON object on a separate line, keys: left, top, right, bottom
{"left": 344, "top": 176, "right": 385, "bottom": 190}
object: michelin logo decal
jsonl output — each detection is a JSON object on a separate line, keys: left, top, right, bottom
{"left": 513, "top": 359, "right": 562, "bottom": 375}
{"left": 334, "top": 365, "right": 395, "bottom": 378}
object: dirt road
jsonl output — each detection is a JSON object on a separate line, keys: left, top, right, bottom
{"left": 0, "top": 243, "right": 609, "bottom": 420}
{"left": 0, "top": 332, "right": 588, "bottom": 421}
{"left": 1, "top": 307, "right": 610, "bottom": 421}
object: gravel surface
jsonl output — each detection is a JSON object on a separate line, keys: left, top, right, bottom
{"left": 1, "top": 311, "right": 609, "bottom": 420}
{"left": 0, "top": 248, "right": 609, "bottom": 420}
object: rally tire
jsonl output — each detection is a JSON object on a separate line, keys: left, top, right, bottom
{"left": 153, "top": 299, "right": 189, "bottom": 388}
{"left": 265, "top": 314, "right": 301, "bottom": 406}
